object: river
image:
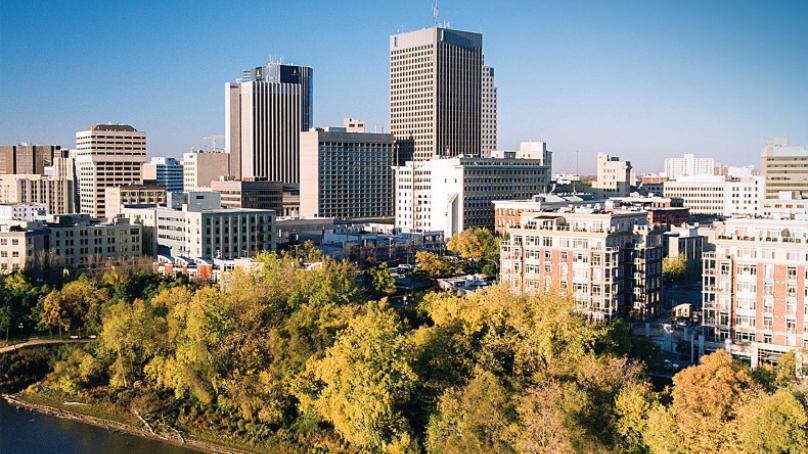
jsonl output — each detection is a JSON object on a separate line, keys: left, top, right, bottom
{"left": 0, "top": 399, "right": 200, "bottom": 454}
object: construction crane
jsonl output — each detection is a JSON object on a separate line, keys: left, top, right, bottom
{"left": 202, "top": 135, "right": 224, "bottom": 152}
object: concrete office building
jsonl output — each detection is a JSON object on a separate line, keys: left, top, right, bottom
{"left": 0, "top": 214, "right": 142, "bottom": 273}
{"left": 390, "top": 27, "right": 482, "bottom": 159}
{"left": 394, "top": 146, "right": 551, "bottom": 237}
{"left": 593, "top": 153, "right": 633, "bottom": 197}
{"left": 300, "top": 123, "right": 396, "bottom": 221}
{"left": 500, "top": 208, "right": 663, "bottom": 321}
{"left": 0, "top": 144, "right": 66, "bottom": 175}
{"left": 702, "top": 218, "right": 808, "bottom": 365}
{"left": 664, "top": 154, "right": 715, "bottom": 180}
{"left": 183, "top": 150, "right": 230, "bottom": 191}
{"left": 663, "top": 175, "right": 764, "bottom": 217}
{"left": 124, "top": 192, "right": 276, "bottom": 260}
{"left": 762, "top": 192, "right": 808, "bottom": 220}
{"left": 210, "top": 179, "right": 283, "bottom": 212}
{"left": 142, "top": 156, "right": 183, "bottom": 193}
{"left": 225, "top": 62, "right": 313, "bottom": 183}
{"left": 0, "top": 174, "right": 76, "bottom": 215}
{"left": 481, "top": 65, "right": 497, "bottom": 156}
{"left": 75, "top": 124, "right": 147, "bottom": 219}
{"left": 761, "top": 138, "right": 808, "bottom": 198}
{"left": 104, "top": 184, "right": 167, "bottom": 219}
{"left": 0, "top": 203, "right": 47, "bottom": 223}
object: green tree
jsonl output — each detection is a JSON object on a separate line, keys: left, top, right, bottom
{"left": 369, "top": 262, "right": 396, "bottom": 296}
{"left": 100, "top": 299, "right": 167, "bottom": 388}
{"left": 307, "top": 302, "right": 418, "bottom": 450}
{"left": 738, "top": 388, "right": 808, "bottom": 453}
{"left": 662, "top": 256, "right": 687, "bottom": 285}
{"left": 447, "top": 227, "right": 500, "bottom": 276}
{"left": 415, "top": 251, "right": 453, "bottom": 278}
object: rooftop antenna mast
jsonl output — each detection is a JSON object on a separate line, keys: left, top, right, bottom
{"left": 432, "top": 0, "right": 439, "bottom": 25}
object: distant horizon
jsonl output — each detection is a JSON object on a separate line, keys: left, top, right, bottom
{"left": 2, "top": 0, "right": 806, "bottom": 174}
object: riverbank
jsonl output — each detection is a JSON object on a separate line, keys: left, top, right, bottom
{"left": 3, "top": 393, "right": 253, "bottom": 454}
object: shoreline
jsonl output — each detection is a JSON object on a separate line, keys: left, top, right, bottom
{"left": 2, "top": 393, "right": 251, "bottom": 454}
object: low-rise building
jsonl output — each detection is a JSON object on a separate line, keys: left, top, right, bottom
{"left": 702, "top": 218, "right": 808, "bottom": 366}
{"left": 663, "top": 175, "right": 764, "bottom": 217}
{"left": 493, "top": 194, "right": 599, "bottom": 236}
{"left": 121, "top": 191, "right": 276, "bottom": 260}
{"left": 500, "top": 207, "right": 663, "bottom": 321}
{"left": 395, "top": 144, "right": 552, "bottom": 237}
{"left": 761, "top": 191, "right": 808, "bottom": 220}
{"left": 0, "top": 203, "right": 47, "bottom": 223}
{"left": 210, "top": 179, "right": 283, "bottom": 212}
{"left": 593, "top": 153, "right": 632, "bottom": 197}
{"left": 104, "top": 184, "right": 167, "bottom": 220}
{"left": 0, "top": 214, "right": 142, "bottom": 273}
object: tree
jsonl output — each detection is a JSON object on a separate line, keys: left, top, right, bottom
{"left": 100, "top": 299, "right": 166, "bottom": 388}
{"left": 447, "top": 227, "right": 500, "bottom": 276}
{"left": 368, "top": 262, "right": 396, "bottom": 296}
{"left": 644, "top": 351, "right": 761, "bottom": 453}
{"left": 38, "top": 291, "right": 71, "bottom": 336}
{"left": 738, "top": 388, "right": 808, "bottom": 453}
{"left": 662, "top": 256, "right": 687, "bottom": 285}
{"left": 307, "top": 303, "right": 418, "bottom": 450}
{"left": 415, "top": 251, "right": 453, "bottom": 278}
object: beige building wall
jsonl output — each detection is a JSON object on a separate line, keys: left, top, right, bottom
{"left": 183, "top": 150, "right": 230, "bottom": 191}
{"left": 75, "top": 124, "right": 146, "bottom": 219}
{"left": 104, "top": 185, "right": 167, "bottom": 220}
{"left": 0, "top": 174, "right": 76, "bottom": 215}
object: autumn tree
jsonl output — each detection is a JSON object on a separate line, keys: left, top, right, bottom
{"left": 662, "top": 256, "right": 687, "bottom": 285}
{"left": 644, "top": 351, "right": 761, "bottom": 453}
{"left": 447, "top": 227, "right": 500, "bottom": 276}
{"left": 738, "top": 388, "right": 808, "bottom": 453}
{"left": 368, "top": 262, "right": 396, "bottom": 296}
{"left": 415, "top": 251, "right": 454, "bottom": 278}
{"left": 306, "top": 302, "right": 418, "bottom": 450}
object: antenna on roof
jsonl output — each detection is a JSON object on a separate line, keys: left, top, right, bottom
{"left": 432, "top": 0, "right": 439, "bottom": 25}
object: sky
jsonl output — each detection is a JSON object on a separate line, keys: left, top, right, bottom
{"left": 1, "top": 0, "right": 807, "bottom": 174}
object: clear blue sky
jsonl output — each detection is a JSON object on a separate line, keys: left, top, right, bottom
{"left": 1, "top": 0, "right": 806, "bottom": 173}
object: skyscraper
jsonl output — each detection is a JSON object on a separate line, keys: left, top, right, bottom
{"left": 225, "top": 62, "right": 313, "bottom": 184}
{"left": 481, "top": 65, "right": 497, "bottom": 156}
{"left": 390, "top": 27, "right": 483, "bottom": 159}
{"left": 75, "top": 124, "right": 146, "bottom": 219}
{"left": 0, "top": 144, "right": 66, "bottom": 175}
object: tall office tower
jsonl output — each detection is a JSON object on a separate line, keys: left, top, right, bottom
{"left": 225, "top": 62, "right": 313, "bottom": 183}
{"left": 761, "top": 138, "right": 808, "bottom": 198}
{"left": 593, "top": 153, "right": 633, "bottom": 197}
{"left": 182, "top": 150, "right": 230, "bottom": 191}
{"left": 142, "top": 156, "right": 184, "bottom": 193}
{"left": 300, "top": 122, "right": 396, "bottom": 221}
{"left": 75, "top": 124, "right": 146, "bottom": 219}
{"left": 664, "top": 154, "right": 715, "bottom": 180}
{"left": 0, "top": 144, "right": 66, "bottom": 175}
{"left": 481, "top": 65, "right": 497, "bottom": 156}
{"left": 390, "top": 27, "right": 483, "bottom": 159}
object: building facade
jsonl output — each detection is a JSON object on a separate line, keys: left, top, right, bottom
{"left": 702, "top": 218, "right": 808, "bottom": 366}
{"left": 104, "top": 184, "right": 167, "bottom": 219}
{"left": 0, "top": 144, "right": 66, "bottom": 175}
{"left": 75, "top": 124, "right": 147, "bottom": 219}
{"left": 481, "top": 65, "right": 497, "bottom": 156}
{"left": 225, "top": 62, "right": 313, "bottom": 183}
{"left": 182, "top": 150, "right": 230, "bottom": 191}
{"left": 390, "top": 27, "right": 482, "bottom": 159}
{"left": 0, "top": 174, "right": 76, "bottom": 215}
{"left": 664, "top": 154, "right": 715, "bottom": 180}
{"left": 593, "top": 153, "right": 632, "bottom": 197}
{"left": 500, "top": 208, "right": 663, "bottom": 320}
{"left": 300, "top": 125, "right": 396, "bottom": 221}
{"left": 210, "top": 179, "right": 284, "bottom": 212}
{"left": 142, "top": 156, "right": 183, "bottom": 193}
{"left": 395, "top": 149, "right": 551, "bottom": 237}
{"left": 761, "top": 138, "right": 808, "bottom": 199}
{"left": 663, "top": 175, "right": 764, "bottom": 217}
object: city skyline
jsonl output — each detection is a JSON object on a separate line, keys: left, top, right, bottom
{"left": 1, "top": 0, "right": 807, "bottom": 173}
